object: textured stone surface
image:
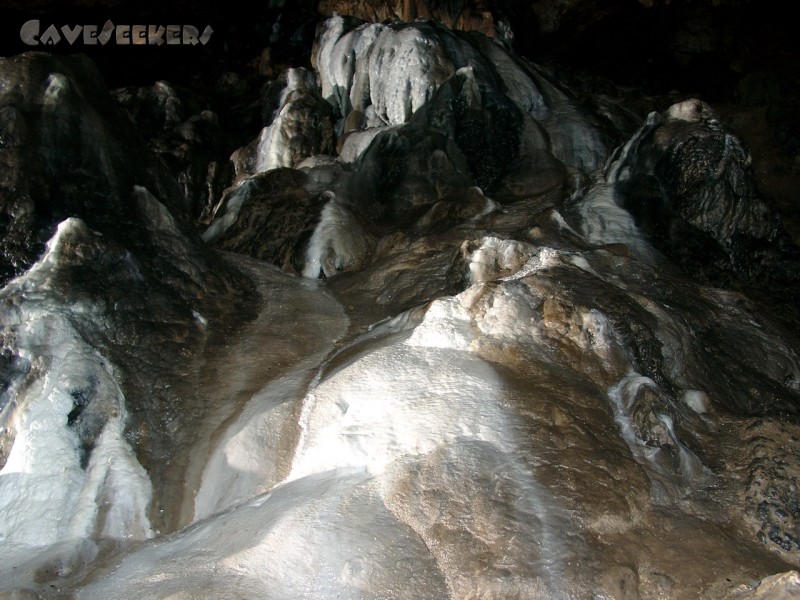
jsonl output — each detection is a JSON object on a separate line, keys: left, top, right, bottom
{"left": 1, "top": 4, "right": 800, "bottom": 599}
{"left": 601, "top": 98, "right": 800, "bottom": 292}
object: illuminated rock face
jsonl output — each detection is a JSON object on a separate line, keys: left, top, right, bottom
{"left": 1, "top": 13, "right": 800, "bottom": 600}
{"left": 599, "top": 98, "right": 799, "bottom": 289}
{"left": 0, "top": 52, "right": 255, "bottom": 567}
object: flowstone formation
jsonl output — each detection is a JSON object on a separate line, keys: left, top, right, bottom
{"left": 0, "top": 10, "right": 799, "bottom": 600}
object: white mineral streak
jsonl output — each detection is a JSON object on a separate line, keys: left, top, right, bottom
{"left": 201, "top": 176, "right": 256, "bottom": 243}
{"left": 608, "top": 374, "right": 713, "bottom": 506}
{"left": 255, "top": 68, "right": 331, "bottom": 173}
{"left": 302, "top": 192, "right": 372, "bottom": 278}
{"left": 576, "top": 182, "right": 657, "bottom": 262}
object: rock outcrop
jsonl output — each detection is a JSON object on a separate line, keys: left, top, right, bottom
{"left": 0, "top": 7, "right": 799, "bottom": 600}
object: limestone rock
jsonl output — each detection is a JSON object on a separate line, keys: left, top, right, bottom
{"left": 604, "top": 99, "right": 800, "bottom": 291}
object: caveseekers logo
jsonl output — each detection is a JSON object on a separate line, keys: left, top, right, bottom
{"left": 20, "top": 19, "right": 213, "bottom": 46}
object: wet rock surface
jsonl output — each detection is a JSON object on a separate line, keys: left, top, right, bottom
{"left": 0, "top": 3, "right": 799, "bottom": 600}
{"left": 604, "top": 98, "right": 800, "bottom": 293}
{"left": 0, "top": 52, "right": 256, "bottom": 551}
